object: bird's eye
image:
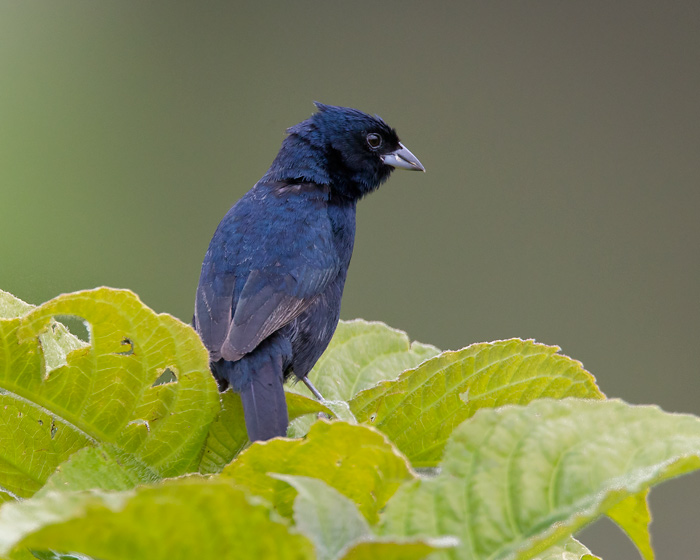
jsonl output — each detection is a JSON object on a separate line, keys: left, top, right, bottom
{"left": 366, "top": 133, "right": 383, "bottom": 149}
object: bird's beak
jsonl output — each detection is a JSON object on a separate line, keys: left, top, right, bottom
{"left": 381, "top": 142, "right": 425, "bottom": 172}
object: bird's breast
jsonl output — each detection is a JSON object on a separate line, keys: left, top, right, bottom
{"left": 326, "top": 200, "right": 357, "bottom": 268}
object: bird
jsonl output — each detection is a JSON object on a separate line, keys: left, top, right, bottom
{"left": 193, "top": 102, "right": 424, "bottom": 441}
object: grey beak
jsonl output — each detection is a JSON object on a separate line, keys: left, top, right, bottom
{"left": 381, "top": 142, "right": 425, "bottom": 172}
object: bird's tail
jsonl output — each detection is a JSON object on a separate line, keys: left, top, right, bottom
{"left": 214, "top": 353, "right": 289, "bottom": 442}
{"left": 240, "top": 358, "right": 288, "bottom": 441}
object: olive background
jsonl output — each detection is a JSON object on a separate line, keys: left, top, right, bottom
{"left": 1, "top": 3, "right": 699, "bottom": 557}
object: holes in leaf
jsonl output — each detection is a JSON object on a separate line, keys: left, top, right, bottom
{"left": 153, "top": 367, "right": 178, "bottom": 387}
{"left": 50, "top": 420, "right": 57, "bottom": 439}
{"left": 116, "top": 337, "right": 134, "bottom": 356}
{"left": 38, "top": 315, "right": 91, "bottom": 375}
{"left": 54, "top": 315, "right": 90, "bottom": 343}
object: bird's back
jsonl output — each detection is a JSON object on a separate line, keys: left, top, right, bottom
{"left": 195, "top": 181, "right": 356, "bottom": 375}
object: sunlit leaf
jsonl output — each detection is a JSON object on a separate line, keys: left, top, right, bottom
{"left": 531, "top": 538, "right": 600, "bottom": 560}
{"left": 350, "top": 339, "right": 604, "bottom": 467}
{"left": 37, "top": 446, "right": 159, "bottom": 495}
{"left": 380, "top": 399, "right": 700, "bottom": 560}
{"left": 0, "top": 291, "right": 34, "bottom": 319}
{"left": 0, "top": 288, "right": 219, "bottom": 499}
{"left": 198, "top": 390, "right": 248, "bottom": 474}
{"left": 0, "top": 477, "right": 313, "bottom": 560}
{"left": 290, "top": 319, "right": 439, "bottom": 402}
{"left": 287, "top": 397, "right": 354, "bottom": 439}
{"left": 606, "top": 491, "right": 653, "bottom": 560}
{"left": 273, "top": 474, "right": 370, "bottom": 560}
{"left": 29, "top": 549, "right": 94, "bottom": 560}
{"left": 338, "top": 538, "right": 456, "bottom": 560}
{"left": 222, "top": 420, "right": 414, "bottom": 524}
{"left": 0, "top": 395, "right": 89, "bottom": 499}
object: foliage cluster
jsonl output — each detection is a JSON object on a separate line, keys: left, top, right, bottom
{"left": 1, "top": 288, "right": 699, "bottom": 560}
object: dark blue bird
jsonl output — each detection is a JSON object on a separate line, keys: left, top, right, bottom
{"left": 194, "top": 103, "right": 424, "bottom": 441}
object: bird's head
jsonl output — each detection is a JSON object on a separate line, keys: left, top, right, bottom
{"left": 267, "top": 103, "right": 424, "bottom": 200}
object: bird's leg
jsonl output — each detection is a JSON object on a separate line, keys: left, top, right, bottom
{"left": 302, "top": 376, "right": 325, "bottom": 401}
{"left": 301, "top": 376, "right": 331, "bottom": 422}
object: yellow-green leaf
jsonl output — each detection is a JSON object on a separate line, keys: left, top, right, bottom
{"left": 339, "top": 538, "right": 456, "bottom": 560}
{"left": 273, "top": 474, "right": 370, "bottom": 560}
{"left": 380, "top": 399, "right": 700, "bottom": 560}
{"left": 0, "top": 477, "right": 313, "bottom": 560}
{"left": 350, "top": 339, "right": 604, "bottom": 467}
{"left": 221, "top": 420, "right": 414, "bottom": 524}
{"left": 290, "top": 319, "right": 439, "bottom": 402}
{"left": 606, "top": 491, "right": 653, "bottom": 560}
{"left": 0, "top": 288, "right": 219, "bottom": 499}
{"left": 36, "top": 446, "right": 160, "bottom": 496}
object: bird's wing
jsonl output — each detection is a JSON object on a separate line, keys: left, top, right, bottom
{"left": 220, "top": 261, "right": 338, "bottom": 361}
{"left": 196, "top": 256, "right": 338, "bottom": 363}
{"left": 194, "top": 267, "right": 237, "bottom": 360}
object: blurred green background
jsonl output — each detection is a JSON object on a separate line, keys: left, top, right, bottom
{"left": 1, "top": 2, "right": 698, "bottom": 557}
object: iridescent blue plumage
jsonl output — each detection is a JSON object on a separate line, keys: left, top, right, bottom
{"left": 194, "top": 103, "right": 423, "bottom": 441}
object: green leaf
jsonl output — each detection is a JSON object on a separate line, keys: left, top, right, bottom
{"left": 0, "top": 477, "right": 314, "bottom": 560}
{"left": 273, "top": 475, "right": 370, "bottom": 560}
{"left": 0, "top": 288, "right": 219, "bottom": 499}
{"left": 0, "top": 395, "right": 90, "bottom": 499}
{"left": 198, "top": 390, "right": 249, "bottom": 474}
{"left": 0, "top": 291, "right": 89, "bottom": 373}
{"left": 2, "top": 549, "right": 34, "bottom": 560}
{"left": 380, "top": 399, "right": 700, "bottom": 560}
{"left": 286, "top": 390, "right": 334, "bottom": 420}
{"left": 275, "top": 474, "right": 453, "bottom": 560}
{"left": 290, "top": 320, "right": 440, "bottom": 402}
{"left": 350, "top": 339, "right": 604, "bottom": 467}
{"left": 338, "top": 538, "right": 456, "bottom": 560}
{"left": 221, "top": 420, "right": 415, "bottom": 524}
{"left": 606, "top": 491, "right": 653, "bottom": 560}
{"left": 37, "top": 446, "right": 160, "bottom": 495}
{"left": 1, "top": 292, "right": 92, "bottom": 500}
{"left": 532, "top": 538, "right": 600, "bottom": 560}
{"left": 29, "top": 550, "right": 95, "bottom": 560}
{"left": 0, "top": 291, "right": 34, "bottom": 319}
{"left": 287, "top": 397, "right": 354, "bottom": 439}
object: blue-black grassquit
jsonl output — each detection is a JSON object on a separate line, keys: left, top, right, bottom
{"left": 194, "top": 103, "right": 424, "bottom": 441}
